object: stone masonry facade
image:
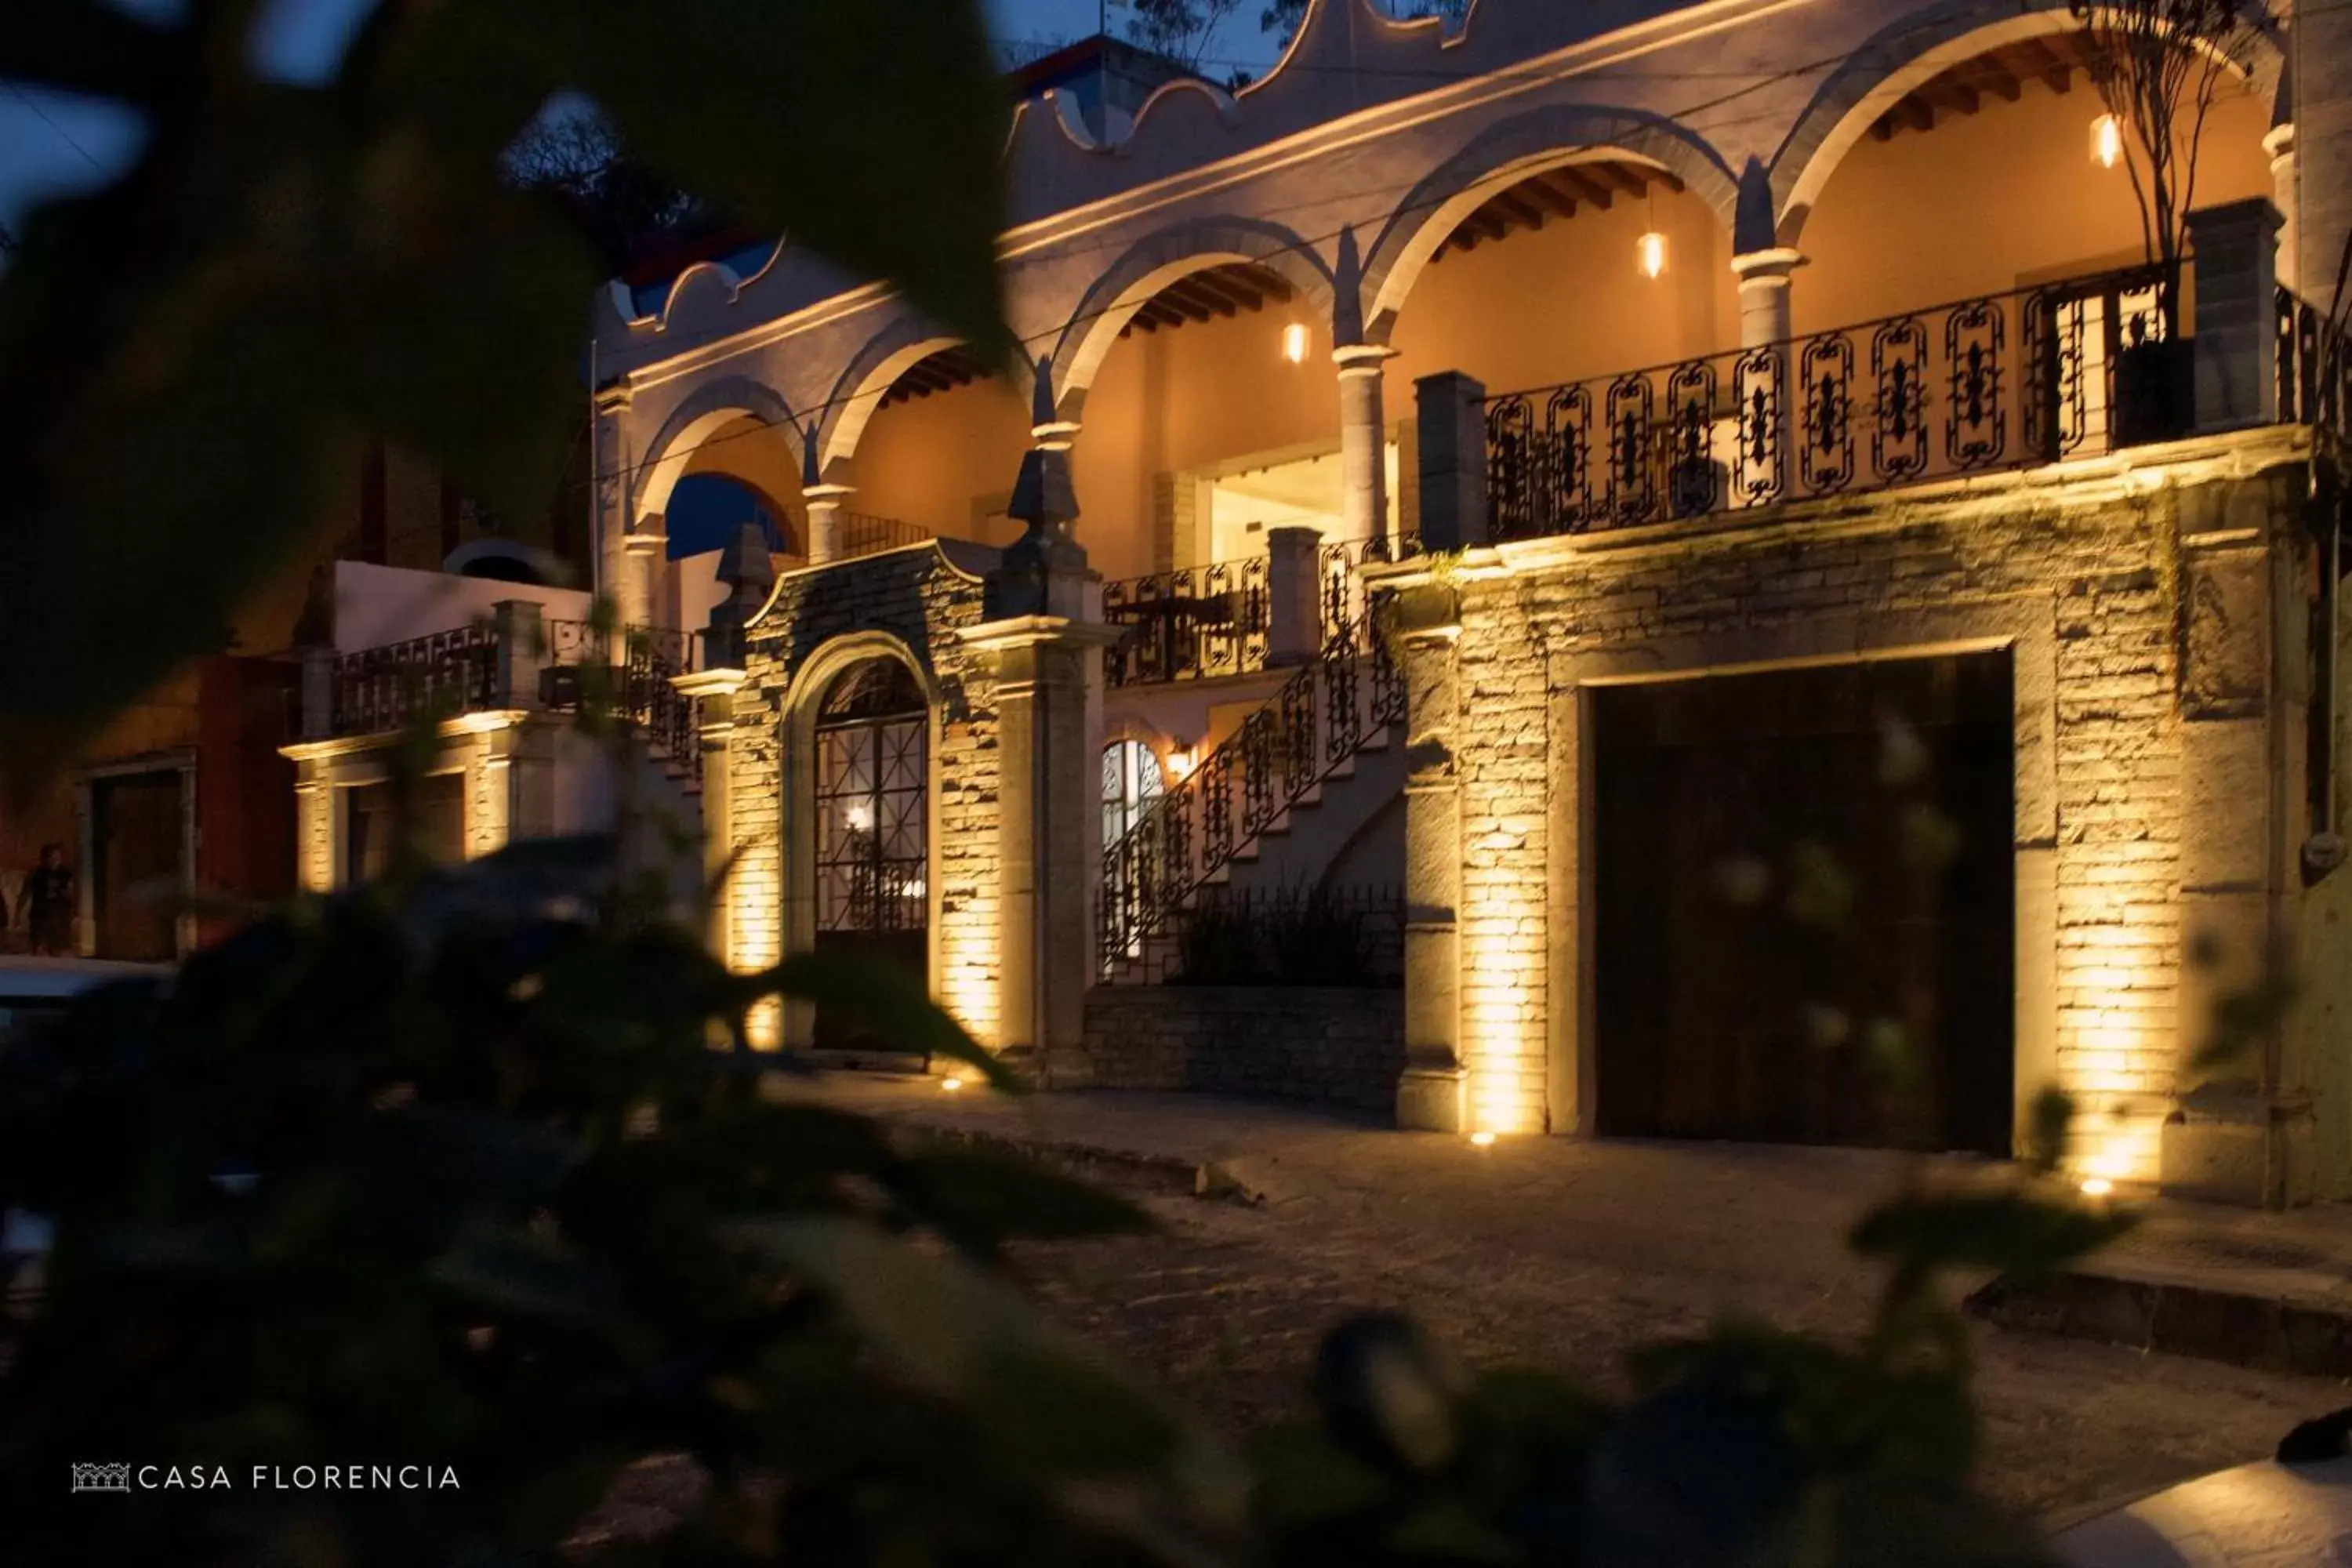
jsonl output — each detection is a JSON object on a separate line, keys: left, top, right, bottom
{"left": 1081, "top": 985, "right": 1407, "bottom": 1113}
{"left": 1398, "top": 425, "right": 2325, "bottom": 1196}
{"left": 724, "top": 543, "right": 1004, "bottom": 1048}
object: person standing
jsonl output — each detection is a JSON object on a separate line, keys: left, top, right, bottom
{"left": 22, "top": 844, "right": 74, "bottom": 957}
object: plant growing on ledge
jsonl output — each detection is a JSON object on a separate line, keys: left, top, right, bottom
{"left": 2066, "top": 0, "right": 2257, "bottom": 442}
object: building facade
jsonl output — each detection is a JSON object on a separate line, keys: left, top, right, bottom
{"left": 583, "top": 0, "right": 2352, "bottom": 1204}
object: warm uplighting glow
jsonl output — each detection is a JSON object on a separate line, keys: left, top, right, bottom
{"left": 940, "top": 1075, "right": 965, "bottom": 1093}
{"left": 2079, "top": 1176, "right": 2114, "bottom": 1198}
{"left": 2091, "top": 113, "right": 2124, "bottom": 170}
{"left": 1282, "top": 321, "right": 1308, "bottom": 364}
{"left": 1636, "top": 230, "right": 1668, "bottom": 280}
{"left": 1469, "top": 1131, "right": 1497, "bottom": 1148}
{"left": 1165, "top": 744, "right": 1196, "bottom": 780}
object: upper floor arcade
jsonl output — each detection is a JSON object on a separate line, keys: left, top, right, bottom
{"left": 586, "top": 0, "right": 2324, "bottom": 688}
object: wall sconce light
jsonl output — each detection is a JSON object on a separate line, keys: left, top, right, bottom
{"left": 2090, "top": 113, "right": 2124, "bottom": 170}
{"left": 1165, "top": 742, "right": 1196, "bottom": 780}
{"left": 1281, "top": 321, "right": 1308, "bottom": 365}
{"left": 1636, "top": 229, "right": 1668, "bottom": 281}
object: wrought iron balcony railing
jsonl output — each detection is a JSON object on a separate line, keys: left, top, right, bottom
{"left": 539, "top": 622, "right": 704, "bottom": 783}
{"left": 1483, "top": 265, "right": 2180, "bottom": 543}
{"left": 1102, "top": 556, "right": 1270, "bottom": 687}
{"left": 330, "top": 625, "right": 499, "bottom": 737}
{"left": 2280, "top": 288, "right": 2352, "bottom": 445}
{"left": 834, "top": 511, "right": 937, "bottom": 561}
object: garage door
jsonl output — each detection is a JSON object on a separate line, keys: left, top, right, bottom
{"left": 1592, "top": 653, "right": 2014, "bottom": 1155}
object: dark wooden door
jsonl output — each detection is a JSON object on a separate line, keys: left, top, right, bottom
{"left": 1592, "top": 654, "right": 2015, "bottom": 1155}
{"left": 93, "top": 770, "right": 185, "bottom": 960}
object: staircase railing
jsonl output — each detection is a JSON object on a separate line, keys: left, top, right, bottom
{"left": 540, "top": 622, "right": 703, "bottom": 784}
{"left": 1098, "top": 597, "right": 1404, "bottom": 973}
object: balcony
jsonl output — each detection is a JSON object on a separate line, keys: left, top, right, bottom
{"left": 1102, "top": 535, "right": 1411, "bottom": 689}
{"left": 1442, "top": 251, "right": 2348, "bottom": 553}
{"left": 312, "top": 610, "right": 707, "bottom": 782}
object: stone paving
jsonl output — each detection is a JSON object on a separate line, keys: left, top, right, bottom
{"left": 805, "top": 1077, "right": 2352, "bottom": 1525}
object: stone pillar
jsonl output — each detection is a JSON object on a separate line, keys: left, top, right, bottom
{"left": 1414, "top": 371, "right": 1488, "bottom": 553}
{"left": 2267, "top": 118, "right": 2300, "bottom": 295}
{"left": 676, "top": 670, "right": 749, "bottom": 956}
{"left": 299, "top": 648, "right": 336, "bottom": 741}
{"left": 803, "top": 472, "right": 854, "bottom": 565}
{"left": 1396, "top": 582, "right": 1467, "bottom": 1132}
{"left": 1335, "top": 342, "right": 1395, "bottom": 552}
{"left": 1732, "top": 249, "right": 1802, "bottom": 499}
{"left": 593, "top": 383, "right": 633, "bottom": 614}
{"left": 1730, "top": 247, "right": 1802, "bottom": 349}
{"left": 2298, "top": 1, "right": 2352, "bottom": 318}
{"left": 1265, "top": 524, "right": 1324, "bottom": 666}
{"left": 2185, "top": 199, "right": 2284, "bottom": 433}
{"left": 972, "top": 367, "right": 1117, "bottom": 1077}
{"left": 294, "top": 768, "right": 335, "bottom": 892}
{"left": 492, "top": 599, "right": 546, "bottom": 710}
{"left": 619, "top": 516, "right": 664, "bottom": 637}
{"left": 2163, "top": 482, "right": 2313, "bottom": 1207}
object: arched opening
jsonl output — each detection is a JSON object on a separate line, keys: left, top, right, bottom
{"left": 1787, "top": 24, "right": 2273, "bottom": 333}
{"left": 842, "top": 344, "right": 1032, "bottom": 553}
{"left": 1382, "top": 154, "right": 1738, "bottom": 405}
{"left": 811, "top": 656, "right": 929, "bottom": 1052}
{"left": 660, "top": 414, "right": 802, "bottom": 632}
{"left": 1071, "top": 259, "right": 1341, "bottom": 585}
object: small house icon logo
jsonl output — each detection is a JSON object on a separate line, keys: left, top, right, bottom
{"left": 71, "top": 1463, "right": 131, "bottom": 1494}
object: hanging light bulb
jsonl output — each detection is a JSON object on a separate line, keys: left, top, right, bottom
{"left": 1281, "top": 321, "right": 1308, "bottom": 364}
{"left": 1636, "top": 229, "right": 1668, "bottom": 281}
{"left": 2090, "top": 112, "right": 2124, "bottom": 170}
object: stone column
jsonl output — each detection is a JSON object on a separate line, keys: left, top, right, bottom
{"left": 1413, "top": 371, "right": 1488, "bottom": 553}
{"left": 1732, "top": 249, "right": 1802, "bottom": 499}
{"left": 593, "top": 383, "right": 633, "bottom": 616}
{"left": 2267, "top": 119, "right": 2300, "bottom": 294}
{"left": 801, "top": 437, "right": 854, "bottom": 565}
{"left": 1730, "top": 248, "right": 1802, "bottom": 349}
{"left": 299, "top": 648, "right": 336, "bottom": 741}
{"left": 293, "top": 768, "right": 335, "bottom": 892}
{"left": 971, "top": 373, "right": 1117, "bottom": 1078}
{"left": 2185, "top": 199, "right": 2284, "bottom": 434}
{"left": 492, "top": 600, "right": 546, "bottom": 711}
{"left": 1395, "top": 582, "right": 1467, "bottom": 1132}
{"left": 1264, "top": 524, "right": 1324, "bottom": 666}
{"left": 1335, "top": 342, "right": 1395, "bottom": 552}
{"left": 619, "top": 516, "right": 665, "bottom": 637}
{"left": 676, "top": 670, "right": 749, "bottom": 956}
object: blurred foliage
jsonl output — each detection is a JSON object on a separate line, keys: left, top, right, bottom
{"left": 0, "top": 0, "right": 1011, "bottom": 797}
{"left": 0, "top": 810, "right": 2130, "bottom": 1566}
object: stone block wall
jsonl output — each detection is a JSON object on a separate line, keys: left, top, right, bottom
{"left": 726, "top": 543, "right": 1003, "bottom": 1047}
{"left": 1421, "top": 426, "right": 2318, "bottom": 1185}
{"left": 1081, "top": 985, "right": 1406, "bottom": 1113}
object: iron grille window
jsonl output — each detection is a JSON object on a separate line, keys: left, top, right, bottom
{"left": 815, "top": 660, "right": 927, "bottom": 935}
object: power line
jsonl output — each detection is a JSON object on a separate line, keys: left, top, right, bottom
{"left": 3, "top": 80, "right": 114, "bottom": 175}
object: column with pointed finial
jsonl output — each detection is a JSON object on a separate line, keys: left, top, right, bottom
{"left": 967, "top": 356, "right": 1119, "bottom": 1080}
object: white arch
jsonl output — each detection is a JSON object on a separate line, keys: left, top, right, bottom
{"left": 1046, "top": 216, "right": 1338, "bottom": 419}
{"left": 1357, "top": 104, "right": 1740, "bottom": 344}
{"left": 630, "top": 376, "right": 804, "bottom": 525}
{"left": 815, "top": 318, "right": 985, "bottom": 476}
{"left": 1770, "top": 0, "right": 2282, "bottom": 247}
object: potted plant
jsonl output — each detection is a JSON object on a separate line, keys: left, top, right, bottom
{"left": 2067, "top": 0, "right": 2252, "bottom": 445}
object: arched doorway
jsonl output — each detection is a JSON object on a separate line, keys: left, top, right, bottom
{"left": 811, "top": 656, "right": 929, "bottom": 1053}
{"left": 1101, "top": 739, "right": 1164, "bottom": 848}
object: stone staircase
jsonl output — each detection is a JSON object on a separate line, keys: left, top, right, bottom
{"left": 1097, "top": 611, "right": 1406, "bottom": 982}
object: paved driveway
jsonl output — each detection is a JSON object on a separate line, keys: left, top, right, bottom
{"left": 812, "top": 1080, "right": 2352, "bottom": 1523}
